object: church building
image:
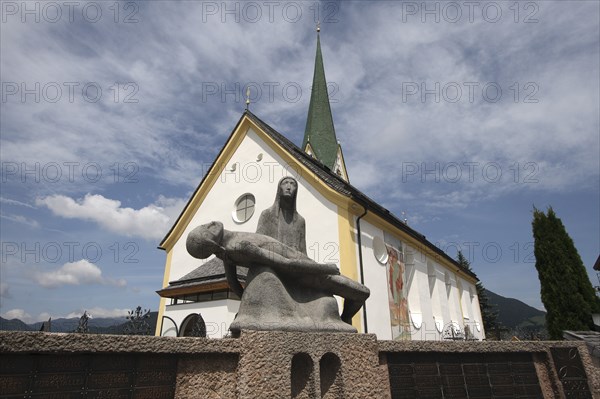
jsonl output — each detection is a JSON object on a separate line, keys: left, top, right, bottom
{"left": 155, "top": 31, "right": 485, "bottom": 341}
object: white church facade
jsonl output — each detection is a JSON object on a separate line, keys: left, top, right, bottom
{"left": 155, "top": 33, "right": 485, "bottom": 341}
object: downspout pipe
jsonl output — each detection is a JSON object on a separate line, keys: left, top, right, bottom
{"left": 355, "top": 205, "right": 368, "bottom": 333}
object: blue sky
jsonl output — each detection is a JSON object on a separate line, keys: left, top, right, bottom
{"left": 1, "top": 0, "right": 598, "bottom": 322}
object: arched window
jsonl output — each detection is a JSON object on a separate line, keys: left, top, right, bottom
{"left": 160, "top": 316, "right": 178, "bottom": 337}
{"left": 179, "top": 313, "right": 207, "bottom": 337}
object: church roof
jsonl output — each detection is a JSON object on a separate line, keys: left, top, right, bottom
{"left": 302, "top": 32, "right": 339, "bottom": 169}
{"left": 173, "top": 258, "right": 248, "bottom": 284}
{"left": 159, "top": 110, "right": 477, "bottom": 293}
{"left": 157, "top": 257, "right": 248, "bottom": 298}
{"left": 247, "top": 111, "right": 475, "bottom": 278}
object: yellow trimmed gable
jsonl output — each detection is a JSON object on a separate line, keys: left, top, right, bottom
{"left": 159, "top": 113, "right": 355, "bottom": 253}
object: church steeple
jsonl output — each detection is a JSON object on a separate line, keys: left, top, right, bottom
{"left": 303, "top": 28, "right": 347, "bottom": 180}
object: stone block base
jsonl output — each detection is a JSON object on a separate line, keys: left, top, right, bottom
{"left": 1, "top": 331, "right": 598, "bottom": 398}
{"left": 236, "top": 331, "right": 389, "bottom": 399}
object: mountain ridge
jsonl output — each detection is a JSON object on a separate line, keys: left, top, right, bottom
{"left": 0, "top": 312, "right": 158, "bottom": 334}
{"left": 484, "top": 289, "right": 545, "bottom": 329}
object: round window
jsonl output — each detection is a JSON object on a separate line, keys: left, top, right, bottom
{"left": 232, "top": 194, "right": 255, "bottom": 223}
{"left": 372, "top": 236, "right": 388, "bottom": 264}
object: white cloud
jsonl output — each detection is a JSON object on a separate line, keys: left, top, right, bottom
{"left": 1, "top": 308, "right": 32, "bottom": 322}
{"left": 0, "top": 197, "right": 36, "bottom": 208}
{"left": 154, "top": 195, "right": 188, "bottom": 226}
{"left": 32, "top": 259, "right": 126, "bottom": 288}
{"left": 1, "top": 307, "right": 130, "bottom": 323}
{"left": 36, "top": 194, "right": 186, "bottom": 240}
{"left": 0, "top": 213, "right": 40, "bottom": 228}
{"left": 36, "top": 312, "right": 53, "bottom": 322}
{"left": 65, "top": 307, "right": 129, "bottom": 319}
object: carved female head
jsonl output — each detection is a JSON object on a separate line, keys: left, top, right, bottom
{"left": 278, "top": 176, "right": 298, "bottom": 200}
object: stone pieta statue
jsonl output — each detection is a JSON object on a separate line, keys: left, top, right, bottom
{"left": 186, "top": 177, "right": 369, "bottom": 336}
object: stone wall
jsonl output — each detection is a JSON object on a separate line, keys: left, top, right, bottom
{"left": 380, "top": 340, "right": 599, "bottom": 399}
{"left": 0, "top": 331, "right": 597, "bottom": 398}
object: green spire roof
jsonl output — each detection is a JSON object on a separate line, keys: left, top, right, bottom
{"left": 302, "top": 32, "right": 339, "bottom": 169}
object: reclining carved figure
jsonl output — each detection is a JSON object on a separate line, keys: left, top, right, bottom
{"left": 186, "top": 221, "right": 369, "bottom": 324}
{"left": 187, "top": 220, "right": 340, "bottom": 276}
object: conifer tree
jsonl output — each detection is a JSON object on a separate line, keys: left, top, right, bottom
{"left": 456, "top": 251, "right": 502, "bottom": 339}
{"left": 532, "top": 207, "right": 600, "bottom": 339}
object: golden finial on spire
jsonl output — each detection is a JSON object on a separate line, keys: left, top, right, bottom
{"left": 316, "top": 21, "right": 320, "bottom": 32}
{"left": 245, "top": 86, "right": 251, "bottom": 110}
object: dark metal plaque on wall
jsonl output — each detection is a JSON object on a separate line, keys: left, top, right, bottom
{"left": 550, "top": 347, "right": 593, "bottom": 399}
{"left": 0, "top": 353, "right": 177, "bottom": 399}
{"left": 387, "top": 352, "right": 544, "bottom": 399}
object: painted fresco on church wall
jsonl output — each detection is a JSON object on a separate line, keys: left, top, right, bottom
{"left": 385, "top": 245, "right": 410, "bottom": 340}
